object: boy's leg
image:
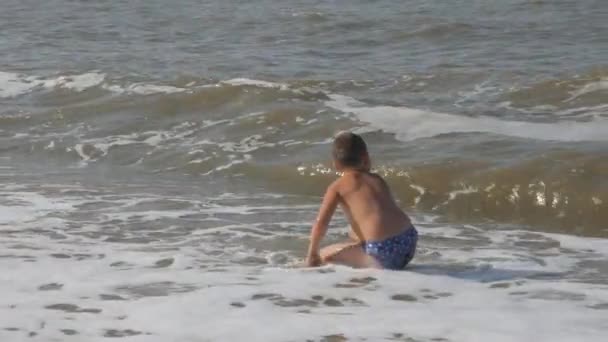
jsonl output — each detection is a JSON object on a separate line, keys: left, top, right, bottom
{"left": 320, "top": 242, "right": 381, "bottom": 269}
{"left": 320, "top": 242, "right": 357, "bottom": 260}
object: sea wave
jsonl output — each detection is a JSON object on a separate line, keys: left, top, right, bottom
{"left": 2, "top": 75, "right": 607, "bottom": 235}
{"left": 505, "top": 68, "right": 608, "bottom": 110}
{"left": 326, "top": 94, "right": 608, "bottom": 142}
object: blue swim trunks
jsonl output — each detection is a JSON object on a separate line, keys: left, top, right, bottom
{"left": 362, "top": 226, "right": 418, "bottom": 270}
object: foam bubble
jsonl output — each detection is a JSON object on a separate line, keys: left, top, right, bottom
{"left": 0, "top": 71, "right": 39, "bottom": 97}
{"left": 222, "top": 78, "right": 289, "bottom": 90}
{"left": 52, "top": 72, "right": 106, "bottom": 92}
{"left": 326, "top": 94, "right": 608, "bottom": 142}
{"left": 103, "top": 83, "right": 187, "bottom": 95}
{"left": 448, "top": 185, "right": 478, "bottom": 201}
{"left": 565, "top": 78, "right": 608, "bottom": 102}
{"left": 0, "top": 71, "right": 106, "bottom": 97}
{"left": 0, "top": 70, "right": 194, "bottom": 98}
{"left": 0, "top": 191, "right": 75, "bottom": 225}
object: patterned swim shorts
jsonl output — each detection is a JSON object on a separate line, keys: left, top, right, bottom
{"left": 362, "top": 226, "right": 418, "bottom": 270}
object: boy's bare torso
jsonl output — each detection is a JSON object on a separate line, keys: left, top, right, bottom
{"left": 334, "top": 171, "right": 411, "bottom": 242}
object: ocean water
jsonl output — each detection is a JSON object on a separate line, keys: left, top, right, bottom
{"left": 1, "top": 0, "right": 607, "bottom": 341}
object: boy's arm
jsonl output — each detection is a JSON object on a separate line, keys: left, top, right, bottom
{"left": 306, "top": 182, "right": 340, "bottom": 266}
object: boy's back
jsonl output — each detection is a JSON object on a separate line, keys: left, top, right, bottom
{"left": 335, "top": 171, "right": 411, "bottom": 242}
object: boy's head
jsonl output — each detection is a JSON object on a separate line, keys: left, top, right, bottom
{"left": 332, "top": 131, "right": 370, "bottom": 171}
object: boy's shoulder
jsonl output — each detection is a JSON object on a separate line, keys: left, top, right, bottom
{"left": 331, "top": 171, "right": 382, "bottom": 191}
{"left": 327, "top": 174, "right": 349, "bottom": 193}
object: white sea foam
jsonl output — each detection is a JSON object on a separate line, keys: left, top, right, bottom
{"left": 447, "top": 184, "right": 478, "bottom": 201}
{"left": 222, "top": 78, "right": 289, "bottom": 90}
{"left": 0, "top": 71, "right": 106, "bottom": 97}
{"left": 0, "top": 191, "right": 75, "bottom": 225}
{"left": 455, "top": 81, "right": 502, "bottom": 107}
{"left": 0, "top": 71, "right": 42, "bottom": 97}
{"left": 0, "top": 70, "right": 193, "bottom": 98}
{"left": 325, "top": 94, "right": 608, "bottom": 142}
{"left": 68, "top": 123, "right": 277, "bottom": 175}
{"left": 1, "top": 185, "right": 607, "bottom": 341}
{"left": 0, "top": 241, "right": 606, "bottom": 342}
{"left": 409, "top": 184, "right": 426, "bottom": 205}
{"left": 102, "top": 83, "right": 187, "bottom": 95}
{"left": 565, "top": 78, "right": 608, "bottom": 102}
{"left": 0, "top": 71, "right": 305, "bottom": 99}
{"left": 53, "top": 72, "right": 107, "bottom": 92}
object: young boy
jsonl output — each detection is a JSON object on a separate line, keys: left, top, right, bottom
{"left": 305, "top": 131, "right": 418, "bottom": 270}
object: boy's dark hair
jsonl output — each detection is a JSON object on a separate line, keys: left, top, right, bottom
{"left": 332, "top": 131, "right": 368, "bottom": 167}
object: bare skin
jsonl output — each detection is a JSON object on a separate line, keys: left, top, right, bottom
{"left": 306, "top": 153, "right": 413, "bottom": 269}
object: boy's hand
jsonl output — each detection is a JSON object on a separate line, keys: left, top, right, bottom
{"left": 306, "top": 252, "right": 322, "bottom": 267}
{"left": 306, "top": 182, "right": 339, "bottom": 267}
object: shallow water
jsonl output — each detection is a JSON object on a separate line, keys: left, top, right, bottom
{"left": 1, "top": 0, "right": 608, "bottom": 341}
